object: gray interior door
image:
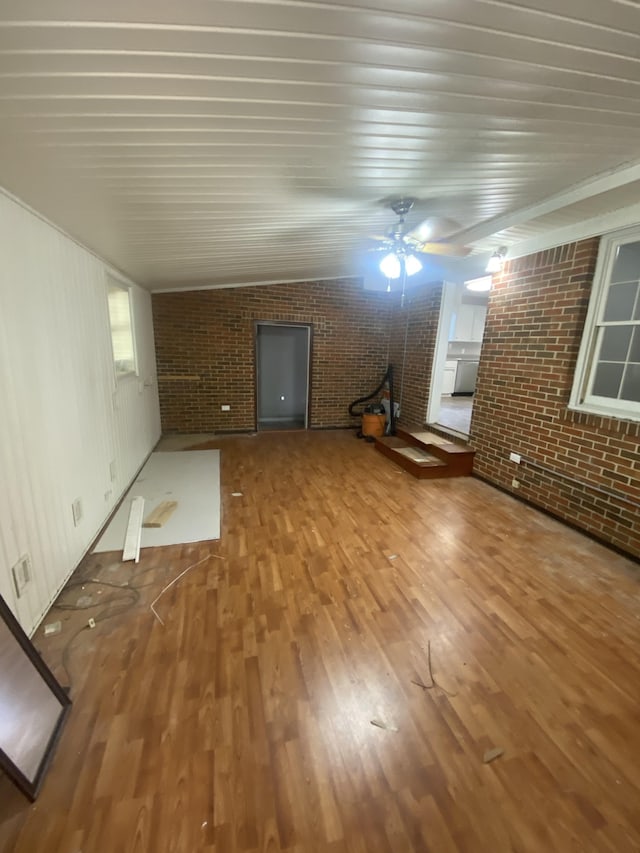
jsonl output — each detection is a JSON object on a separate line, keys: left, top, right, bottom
{"left": 256, "top": 324, "right": 309, "bottom": 429}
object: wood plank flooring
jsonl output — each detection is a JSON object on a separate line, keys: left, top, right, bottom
{"left": 1, "top": 429, "right": 639, "bottom": 852}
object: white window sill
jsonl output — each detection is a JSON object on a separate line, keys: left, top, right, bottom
{"left": 567, "top": 402, "right": 640, "bottom": 423}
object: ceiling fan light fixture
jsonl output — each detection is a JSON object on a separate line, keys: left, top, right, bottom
{"left": 404, "top": 254, "right": 423, "bottom": 276}
{"left": 486, "top": 246, "right": 508, "bottom": 273}
{"left": 380, "top": 252, "right": 401, "bottom": 279}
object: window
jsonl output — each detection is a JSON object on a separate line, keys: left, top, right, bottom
{"left": 107, "top": 277, "right": 137, "bottom": 377}
{"left": 571, "top": 226, "right": 640, "bottom": 420}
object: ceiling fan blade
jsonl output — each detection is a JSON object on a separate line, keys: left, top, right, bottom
{"left": 405, "top": 215, "right": 462, "bottom": 242}
{"left": 410, "top": 241, "right": 472, "bottom": 257}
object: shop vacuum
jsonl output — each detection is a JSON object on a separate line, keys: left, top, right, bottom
{"left": 348, "top": 364, "right": 396, "bottom": 441}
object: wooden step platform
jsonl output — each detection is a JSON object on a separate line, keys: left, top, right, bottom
{"left": 375, "top": 425, "right": 475, "bottom": 479}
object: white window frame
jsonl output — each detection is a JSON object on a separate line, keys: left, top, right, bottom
{"left": 569, "top": 224, "right": 640, "bottom": 421}
{"left": 106, "top": 275, "right": 138, "bottom": 379}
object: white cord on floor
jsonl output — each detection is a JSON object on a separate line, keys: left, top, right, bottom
{"left": 150, "top": 553, "right": 222, "bottom": 625}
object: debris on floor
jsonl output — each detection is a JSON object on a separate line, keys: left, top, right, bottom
{"left": 44, "top": 620, "right": 62, "bottom": 636}
{"left": 150, "top": 553, "right": 215, "bottom": 625}
{"left": 231, "top": 492, "right": 243, "bottom": 497}
{"left": 483, "top": 747, "right": 504, "bottom": 764}
{"left": 370, "top": 718, "right": 399, "bottom": 732}
{"left": 411, "top": 640, "right": 458, "bottom": 697}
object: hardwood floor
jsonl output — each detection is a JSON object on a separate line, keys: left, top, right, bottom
{"left": 1, "top": 429, "right": 639, "bottom": 852}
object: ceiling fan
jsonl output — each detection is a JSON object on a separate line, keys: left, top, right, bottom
{"left": 368, "top": 198, "right": 471, "bottom": 273}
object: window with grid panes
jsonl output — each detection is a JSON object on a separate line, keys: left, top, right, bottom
{"left": 571, "top": 227, "right": 640, "bottom": 420}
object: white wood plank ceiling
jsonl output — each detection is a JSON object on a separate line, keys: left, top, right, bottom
{"left": 1, "top": 0, "right": 640, "bottom": 289}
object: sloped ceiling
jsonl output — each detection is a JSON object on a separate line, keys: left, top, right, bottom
{"left": 1, "top": 0, "right": 640, "bottom": 290}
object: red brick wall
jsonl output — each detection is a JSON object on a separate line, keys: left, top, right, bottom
{"left": 471, "top": 238, "right": 640, "bottom": 558}
{"left": 151, "top": 253, "right": 639, "bottom": 558}
{"left": 152, "top": 278, "right": 392, "bottom": 432}
{"left": 388, "top": 282, "right": 443, "bottom": 427}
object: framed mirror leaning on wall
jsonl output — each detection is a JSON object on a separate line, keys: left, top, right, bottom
{"left": 0, "top": 594, "right": 71, "bottom": 800}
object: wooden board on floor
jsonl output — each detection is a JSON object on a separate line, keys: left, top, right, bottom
{"left": 143, "top": 500, "right": 178, "bottom": 528}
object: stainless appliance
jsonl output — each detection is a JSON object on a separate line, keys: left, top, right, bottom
{"left": 453, "top": 360, "right": 479, "bottom": 394}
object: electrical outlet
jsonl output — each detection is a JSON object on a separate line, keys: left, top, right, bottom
{"left": 512, "top": 479, "right": 520, "bottom": 489}
{"left": 221, "top": 404, "right": 231, "bottom": 411}
{"left": 72, "top": 497, "right": 83, "bottom": 526}
{"left": 509, "top": 452, "right": 521, "bottom": 464}
{"left": 12, "top": 554, "right": 31, "bottom": 598}
{"left": 110, "top": 460, "right": 117, "bottom": 482}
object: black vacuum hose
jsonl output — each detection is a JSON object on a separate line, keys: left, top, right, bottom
{"left": 348, "top": 365, "right": 395, "bottom": 435}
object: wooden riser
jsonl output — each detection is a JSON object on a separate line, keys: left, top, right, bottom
{"left": 375, "top": 427, "right": 475, "bottom": 479}
{"left": 375, "top": 437, "right": 448, "bottom": 479}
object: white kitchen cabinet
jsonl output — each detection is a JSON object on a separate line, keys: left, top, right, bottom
{"left": 452, "top": 304, "right": 487, "bottom": 342}
{"left": 453, "top": 305, "right": 474, "bottom": 341}
{"left": 442, "top": 360, "right": 457, "bottom": 395}
{"left": 471, "top": 305, "right": 487, "bottom": 342}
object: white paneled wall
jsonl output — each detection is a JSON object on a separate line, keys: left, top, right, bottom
{"left": 0, "top": 190, "right": 161, "bottom": 635}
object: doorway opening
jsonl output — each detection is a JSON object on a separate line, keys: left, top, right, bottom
{"left": 255, "top": 322, "right": 311, "bottom": 431}
{"left": 427, "top": 281, "right": 487, "bottom": 437}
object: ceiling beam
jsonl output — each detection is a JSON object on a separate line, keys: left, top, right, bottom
{"left": 506, "top": 199, "right": 640, "bottom": 262}
{"left": 451, "top": 156, "right": 640, "bottom": 246}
